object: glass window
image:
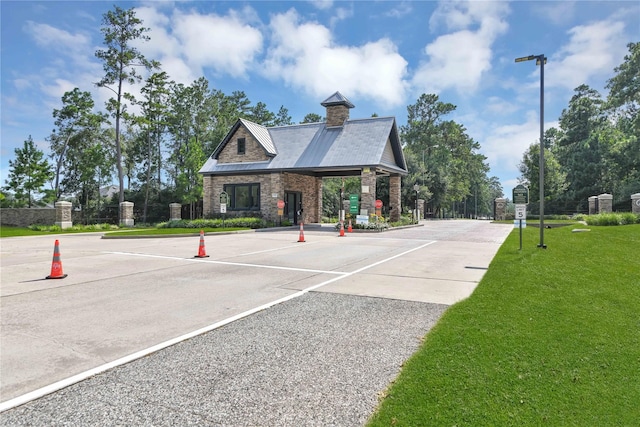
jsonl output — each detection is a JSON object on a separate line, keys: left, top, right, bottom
{"left": 224, "top": 183, "right": 260, "bottom": 211}
{"left": 237, "top": 138, "right": 246, "bottom": 155}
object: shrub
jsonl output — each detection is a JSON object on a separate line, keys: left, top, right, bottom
{"left": 585, "top": 213, "right": 640, "bottom": 226}
{"left": 157, "top": 217, "right": 267, "bottom": 229}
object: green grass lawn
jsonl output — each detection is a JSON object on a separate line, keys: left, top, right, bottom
{"left": 368, "top": 224, "right": 640, "bottom": 426}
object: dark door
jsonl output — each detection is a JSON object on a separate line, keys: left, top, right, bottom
{"left": 285, "top": 192, "right": 302, "bottom": 225}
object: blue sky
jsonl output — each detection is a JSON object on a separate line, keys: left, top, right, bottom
{"left": 2, "top": 1, "right": 638, "bottom": 195}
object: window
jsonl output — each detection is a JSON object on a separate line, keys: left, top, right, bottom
{"left": 224, "top": 183, "right": 260, "bottom": 211}
{"left": 237, "top": 138, "right": 246, "bottom": 155}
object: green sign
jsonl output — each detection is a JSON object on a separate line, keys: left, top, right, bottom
{"left": 349, "top": 194, "right": 359, "bottom": 214}
{"left": 512, "top": 185, "right": 529, "bottom": 204}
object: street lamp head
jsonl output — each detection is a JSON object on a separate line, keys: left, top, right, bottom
{"left": 413, "top": 184, "right": 420, "bottom": 192}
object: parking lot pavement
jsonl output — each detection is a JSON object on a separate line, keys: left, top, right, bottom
{"left": 0, "top": 220, "right": 513, "bottom": 424}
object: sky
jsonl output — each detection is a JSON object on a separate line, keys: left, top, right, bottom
{"left": 1, "top": 0, "right": 638, "bottom": 196}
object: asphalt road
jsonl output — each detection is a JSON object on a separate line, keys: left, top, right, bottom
{"left": 0, "top": 220, "right": 512, "bottom": 425}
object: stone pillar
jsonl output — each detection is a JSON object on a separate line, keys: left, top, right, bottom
{"left": 119, "top": 201, "right": 134, "bottom": 227}
{"left": 418, "top": 199, "right": 425, "bottom": 219}
{"left": 315, "top": 176, "right": 323, "bottom": 224}
{"left": 55, "top": 201, "right": 73, "bottom": 229}
{"left": 588, "top": 196, "right": 598, "bottom": 215}
{"left": 202, "top": 175, "right": 213, "bottom": 217}
{"left": 632, "top": 193, "right": 640, "bottom": 214}
{"left": 169, "top": 203, "right": 182, "bottom": 221}
{"left": 389, "top": 175, "right": 402, "bottom": 222}
{"left": 597, "top": 193, "right": 613, "bottom": 214}
{"left": 360, "top": 168, "right": 376, "bottom": 216}
{"left": 494, "top": 198, "right": 506, "bottom": 220}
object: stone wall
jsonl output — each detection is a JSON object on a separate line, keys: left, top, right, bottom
{"left": 632, "top": 193, "right": 640, "bottom": 214}
{"left": 203, "top": 172, "right": 323, "bottom": 223}
{"left": 0, "top": 208, "right": 56, "bottom": 227}
{"left": 217, "top": 126, "right": 270, "bottom": 164}
{"left": 283, "top": 173, "right": 321, "bottom": 223}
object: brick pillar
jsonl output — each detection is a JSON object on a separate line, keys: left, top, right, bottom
{"left": 597, "top": 193, "right": 613, "bottom": 214}
{"left": 55, "top": 201, "right": 72, "bottom": 229}
{"left": 632, "top": 193, "right": 640, "bottom": 214}
{"left": 169, "top": 203, "right": 181, "bottom": 221}
{"left": 360, "top": 168, "right": 376, "bottom": 215}
{"left": 588, "top": 196, "right": 598, "bottom": 215}
{"left": 119, "top": 201, "right": 134, "bottom": 227}
{"left": 389, "top": 175, "right": 401, "bottom": 222}
{"left": 315, "top": 176, "right": 323, "bottom": 223}
{"left": 494, "top": 198, "right": 506, "bottom": 220}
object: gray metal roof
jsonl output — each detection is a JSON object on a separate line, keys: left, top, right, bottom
{"left": 200, "top": 116, "right": 408, "bottom": 176}
{"left": 320, "top": 91, "right": 355, "bottom": 108}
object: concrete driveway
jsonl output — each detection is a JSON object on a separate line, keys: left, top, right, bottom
{"left": 0, "top": 220, "right": 512, "bottom": 419}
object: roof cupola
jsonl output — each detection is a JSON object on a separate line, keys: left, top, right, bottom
{"left": 321, "top": 91, "right": 354, "bottom": 127}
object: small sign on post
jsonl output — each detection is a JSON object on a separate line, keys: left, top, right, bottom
{"left": 220, "top": 191, "right": 229, "bottom": 227}
{"left": 515, "top": 203, "right": 527, "bottom": 250}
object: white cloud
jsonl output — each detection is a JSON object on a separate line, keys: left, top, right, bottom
{"left": 172, "top": 9, "right": 263, "bottom": 78}
{"left": 478, "top": 112, "right": 559, "bottom": 184}
{"left": 530, "top": 1, "right": 576, "bottom": 26}
{"left": 547, "top": 20, "right": 627, "bottom": 91}
{"left": 309, "top": 0, "right": 334, "bottom": 11}
{"left": 386, "top": 2, "right": 413, "bottom": 19}
{"left": 263, "top": 9, "right": 408, "bottom": 108}
{"left": 24, "top": 20, "right": 91, "bottom": 54}
{"left": 412, "top": 1, "right": 510, "bottom": 95}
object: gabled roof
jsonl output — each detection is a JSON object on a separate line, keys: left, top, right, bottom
{"left": 200, "top": 115, "right": 408, "bottom": 176}
{"left": 210, "top": 118, "right": 277, "bottom": 159}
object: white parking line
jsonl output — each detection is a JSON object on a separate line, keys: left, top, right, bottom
{"left": 0, "top": 240, "right": 436, "bottom": 412}
{"left": 104, "top": 251, "right": 348, "bottom": 275}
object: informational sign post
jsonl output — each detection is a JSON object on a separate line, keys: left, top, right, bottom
{"left": 349, "top": 194, "right": 359, "bottom": 215}
{"left": 277, "top": 199, "right": 285, "bottom": 225}
{"left": 375, "top": 199, "right": 383, "bottom": 218}
{"left": 515, "top": 203, "right": 527, "bottom": 250}
{"left": 220, "top": 192, "right": 229, "bottom": 227}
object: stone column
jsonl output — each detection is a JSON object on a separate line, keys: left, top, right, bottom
{"left": 119, "top": 201, "right": 134, "bottom": 227}
{"left": 597, "top": 193, "right": 613, "bottom": 214}
{"left": 55, "top": 201, "right": 73, "bottom": 229}
{"left": 494, "top": 198, "right": 506, "bottom": 220}
{"left": 169, "top": 203, "right": 182, "bottom": 221}
{"left": 588, "top": 196, "right": 598, "bottom": 215}
{"left": 202, "top": 176, "right": 213, "bottom": 217}
{"left": 389, "top": 175, "right": 401, "bottom": 222}
{"left": 360, "top": 168, "right": 376, "bottom": 216}
{"left": 632, "top": 193, "right": 640, "bottom": 214}
{"left": 418, "top": 199, "right": 425, "bottom": 219}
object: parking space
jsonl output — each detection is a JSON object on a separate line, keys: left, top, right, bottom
{"left": 1, "top": 221, "right": 512, "bottom": 411}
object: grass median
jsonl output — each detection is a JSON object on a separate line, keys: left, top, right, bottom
{"left": 368, "top": 223, "right": 640, "bottom": 426}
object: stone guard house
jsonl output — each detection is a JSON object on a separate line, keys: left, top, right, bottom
{"left": 199, "top": 92, "right": 408, "bottom": 224}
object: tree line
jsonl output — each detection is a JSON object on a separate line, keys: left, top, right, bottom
{"left": 3, "top": 5, "right": 636, "bottom": 221}
{"left": 2, "top": 5, "right": 500, "bottom": 221}
{"left": 518, "top": 42, "right": 639, "bottom": 214}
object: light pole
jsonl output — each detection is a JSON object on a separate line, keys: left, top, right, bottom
{"left": 515, "top": 54, "right": 547, "bottom": 249}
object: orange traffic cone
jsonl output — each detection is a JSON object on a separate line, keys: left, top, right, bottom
{"left": 347, "top": 219, "right": 353, "bottom": 233}
{"left": 46, "top": 240, "right": 67, "bottom": 279}
{"left": 298, "top": 222, "right": 306, "bottom": 243}
{"left": 339, "top": 221, "right": 345, "bottom": 237}
{"left": 194, "top": 230, "right": 209, "bottom": 258}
